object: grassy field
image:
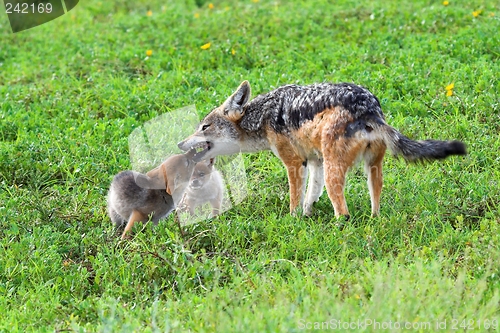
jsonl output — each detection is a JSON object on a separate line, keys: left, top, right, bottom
{"left": 1, "top": 0, "right": 500, "bottom": 331}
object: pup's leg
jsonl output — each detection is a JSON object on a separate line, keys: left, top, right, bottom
{"left": 303, "top": 159, "right": 324, "bottom": 216}
{"left": 174, "top": 213, "right": 185, "bottom": 237}
{"left": 180, "top": 196, "right": 196, "bottom": 216}
{"left": 364, "top": 143, "right": 386, "bottom": 217}
{"left": 121, "top": 209, "right": 146, "bottom": 240}
{"left": 210, "top": 192, "right": 223, "bottom": 217}
{"left": 189, "top": 202, "right": 196, "bottom": 216}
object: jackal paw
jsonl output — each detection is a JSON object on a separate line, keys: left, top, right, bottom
{"left": 303, "top": 204, "right": 313, "bottom": 217}
{"left": 290, "top": 206, "right": 305, "bottom": 217}
{"left": 333, "top": 215, "right": 350, "bottom": 230}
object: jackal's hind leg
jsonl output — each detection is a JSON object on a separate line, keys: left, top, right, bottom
{"left": 323, "top": 161, "right": 350, "bottom": 218}
{"left": 364, "top": 143, "right": 385, "bottom": 217}
{"left": 322, "top": 140, "right": 363, "bottom": 218}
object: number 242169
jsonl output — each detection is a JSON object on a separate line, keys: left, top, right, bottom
{"left": 451, "top": 319, "right": 498, "bottom": 330}
{"left": 5, "top": 2, "right": 53, "bottom": 14}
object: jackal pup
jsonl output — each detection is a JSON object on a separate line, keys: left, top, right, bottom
{"left": 107, "top": 149, "right": 201, "bottom": 239}
{"left": 180, "top": 158, "right": 224, "bottom": 217}
{"left": 178, "top": 81, "right": 466, "bottom": 219}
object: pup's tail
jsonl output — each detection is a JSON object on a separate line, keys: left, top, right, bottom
{"left": 372, "top": 121, "right": 466, "bottom": 162}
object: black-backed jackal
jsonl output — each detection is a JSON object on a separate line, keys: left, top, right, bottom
{"left": 178, "top": 81, "right": 466, "bottom": 219}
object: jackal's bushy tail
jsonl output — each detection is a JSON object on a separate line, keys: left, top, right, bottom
{"left": 377, "top": 123, "right": 467, "bottom": 162}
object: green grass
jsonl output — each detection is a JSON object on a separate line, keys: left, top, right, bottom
{"left": 1, "top": 0, "right": 500, "bottom": 331}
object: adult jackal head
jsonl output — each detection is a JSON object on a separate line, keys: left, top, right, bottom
{"left": 178, "top": 81, "right": 253, "bottom": 160}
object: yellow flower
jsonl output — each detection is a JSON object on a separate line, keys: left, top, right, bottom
{"left": 445, "top": 83, "right": 454, "bottom": 96}
{"left": 231, "top": 48, "right": 236, "bottom": 55}
{"left": 194, "top": 13, "right": 200, "bottom": 18}
{"left": 146, "top": 50, "right": 153, "bottom": 56}
{"left": 489, "top": 12, "right": 495, "bottom": 17}
{"left": 252, "top": 0, "right": 260, "bottom": 2}
{"left": 472, "top": 10, "right": 482, "bottom": 17}
{"left": 147, "top": 10, "right": 153, "bottom": 16}
{"left": 442, "top": 0, "right": 449, "bottom": 5}
{"left": 201, "top": 42, "right": 211, "bottom": 50}
{"left": 208, "top": 3, "right": 214, "bottom": 9}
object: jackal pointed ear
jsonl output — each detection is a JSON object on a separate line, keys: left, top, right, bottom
{"left": 232, "top": 81, "right": 251, "bottom": 108}
{"left": 223, "top": 81, "right": 251, "bottom": 119}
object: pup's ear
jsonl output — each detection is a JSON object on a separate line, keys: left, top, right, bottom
{"left": 138, "top": 167, "right": 165, "bottom": 189}
{"left": 145, "top": 163, "right": 171, "bottom": 192}
{"left": 161, "top": 164, "right": 174, "bottom": 195}
{"left": 222, "top": 80, "right": 251, "bottom": 120}
{"left": 206, "top": 158, "right": 215, "bottom": 169}
{"left": 167, "top": 174, "right": 184, "bottom": 196}
{"left": 135, "top": 173, "right": 153, "bottom": 189}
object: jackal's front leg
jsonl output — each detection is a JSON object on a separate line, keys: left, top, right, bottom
{"left": 283, "top": 158, "right": 308, "bottom": 215}
{"left": 303, "top": 159, "right": 324, "bottom": 216}
{"left": 269, "top": 133, "right": 307, "bottom": 215}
